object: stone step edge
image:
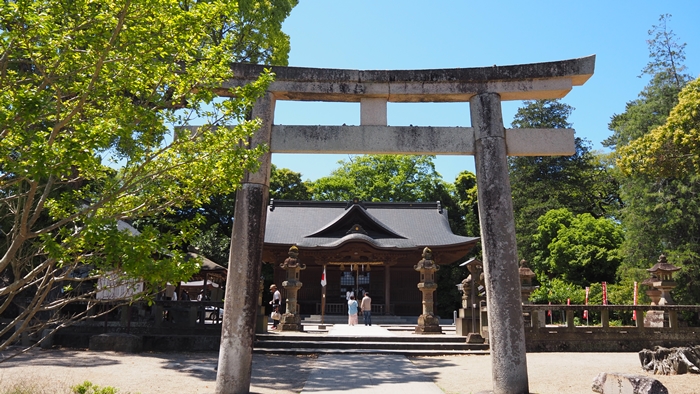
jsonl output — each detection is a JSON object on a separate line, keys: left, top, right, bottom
{"left": 252, "top": 347, "right": 490, "bottom": 356}
{"left": 255, "top": 340, "right": 488, "bottom": 348}
{"left": 256, "top": 335, "right": 467, "bottom": 343}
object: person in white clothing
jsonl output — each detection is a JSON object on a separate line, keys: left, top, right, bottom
{"left": 269, "top": 284, "right": 281, "bottom": 329}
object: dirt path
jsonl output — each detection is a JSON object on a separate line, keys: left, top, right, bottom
{"left": 1, "top": 348, "right": 698, "bottom": 393}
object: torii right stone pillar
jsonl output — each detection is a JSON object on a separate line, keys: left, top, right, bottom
{"left": 471, "top": 92, "right": 529, "bottom": 394}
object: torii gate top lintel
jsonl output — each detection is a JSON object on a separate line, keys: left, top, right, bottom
{"left": 221, "top": 55, "right": 595, "bottom": 102}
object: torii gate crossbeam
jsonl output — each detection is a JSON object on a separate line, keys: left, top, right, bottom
{"left": 215, "top": 56, "right": 595, "bottom": 394}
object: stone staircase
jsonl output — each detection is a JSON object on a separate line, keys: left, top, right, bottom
{"left": 254, "top": 323, "right": 489, "bottom": 356}
{"left": 301, "top": 314, "right": 416, "bottom": 325}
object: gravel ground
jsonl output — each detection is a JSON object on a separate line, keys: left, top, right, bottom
{"left": 1, "top": 348, "right": 698, "bottom": 394}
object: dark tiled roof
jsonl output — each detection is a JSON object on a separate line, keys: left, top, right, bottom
{"left": 186, "top": 252, "right": 226, "bottom": 272}
{"left": 264, "top": 200, "right": 478, "bottom": 249}
{"left": 647, "top": 263, "right": 681, "bottom": 273}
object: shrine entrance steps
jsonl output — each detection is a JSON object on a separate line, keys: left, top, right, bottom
{"left": 254, "top": 324, "right": 489, "bottom": 356}
{"left": 301, "top": 314, "right": 414, "bottom": 325}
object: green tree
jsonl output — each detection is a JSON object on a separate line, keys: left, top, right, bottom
{"left": 604, "top": 14, "right": 692, "bottom": 150}
{"left": 134, "top": 164, "right": 310, "bottom": 266}
{"left": 270, "top": 164, "right": 310, "bottom": 201}
{"left": 509, "top": 100, "right": 621, "bottom": 262}
{"left": 0, "top": 0, "right": 296, "bottom": 352}
{"left": 454, "top": 170, "right": 480, "bottom": 238}
{"left": 531, "top": 208, "right": 623, "bottom": 287}
{"left": 192, "top": 164, "right": 309, "bottom": 264}
{"left": 310, "top": 155, "right": 444, "bottom": 202}
{"left": 529, "top": 278, "right": 585, "bottom": 305}
{"left": 618, "top": 78, "right": 700, "bottom": 178}
{"left": 607, "top": 15, "right": 700, "bottom": 316}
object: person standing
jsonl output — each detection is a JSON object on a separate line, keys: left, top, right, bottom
{"left": 361, "top": 292, "right": 372, "bottom": 326}
{"left": 269, "top": 284, "right": 281, "bottom": 330}
{"left": 347, "top": 295, "right": 359, "bottom": 326}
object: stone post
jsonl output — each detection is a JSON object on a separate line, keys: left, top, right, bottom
{"left": 414, "top": 247, "right": 442, "bottom": 334}
{"left": 566, "top": 310, "right": 575, "bottom": 330}
{"left": 256, "top": 276, "right": 268, "bottom": 334}
{"left": 279, "top": 245, "right": 306, "bottom": 332}
{"left": 215, "top": 93, "right": 275, "bottom": 394}
{"left": 471, "top": 92, "right": 529, "bottom": 394}
{"left": 601, "top": 309, "right": 609, "bottom": 328}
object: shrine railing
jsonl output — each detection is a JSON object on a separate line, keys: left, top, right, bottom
{"left": 519, "top": 304, "right": 700, "bottom": 352}
{"left": 521, "top": 304, "right": 700, "bottom": 329}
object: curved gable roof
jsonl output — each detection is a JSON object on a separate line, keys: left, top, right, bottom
{"left": 305, "top": 203, "right": 405, "bottom": 239}
{"left": 264, "top": 200, "right": 478, "bottom": 250}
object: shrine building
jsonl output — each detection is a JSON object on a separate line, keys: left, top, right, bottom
{"left": 263, "top": 199, "right": 480, "bottom": 316}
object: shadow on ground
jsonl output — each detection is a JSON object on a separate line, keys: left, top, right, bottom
{"left": 144, "top": 351, "right": 317, "bottom": 392}
{"left": 0, "top": 348, "right": 121, "bottom": 368}
{"left": 406, "top": 355, "right": 466, "bottom": 379}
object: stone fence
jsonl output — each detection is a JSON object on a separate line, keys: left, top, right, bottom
{"left": 521, "top": 304, "right": 700, "bottom": 352}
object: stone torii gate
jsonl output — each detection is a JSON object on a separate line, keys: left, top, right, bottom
{"left": 214, "top": 56, "right": 595, "bottom": 394}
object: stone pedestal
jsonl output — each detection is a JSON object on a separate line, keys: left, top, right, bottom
{"left": 415, "top": 313, "right": 442, "bottom": 334}
{"left": 455, "top": 316, "right": 471, "bottom": 336}
{"left": 279, "top": 313, "right": 303, "bottom": 331}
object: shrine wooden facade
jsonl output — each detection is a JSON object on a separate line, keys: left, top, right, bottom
{"left": 263, "top": 199, "right": 479, "bottom": 316}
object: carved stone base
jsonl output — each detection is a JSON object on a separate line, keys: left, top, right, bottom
{"left": 415, "top": 314, "right": 442, "bottom": 334}
{"left": 278, "top": 313, "right": 304, "bottom": 332}
{"left": 466, "top": 333, "right": 485, "bottom": 344}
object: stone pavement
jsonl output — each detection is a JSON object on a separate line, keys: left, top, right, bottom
{"left": 2, "top": 324, "right": 697, "bottom": 393}
{"left": 301, "top": 353, "right": 443, "bottom": 393}
{"left": 300, "top": 325, "right": 444, "bottom": 393}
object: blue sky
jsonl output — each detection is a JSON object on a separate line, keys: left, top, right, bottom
{"left": 270, "top": 1, "right": 700, "bottom": 182}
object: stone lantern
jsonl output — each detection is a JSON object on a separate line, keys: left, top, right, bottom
{"left": 647, "top": 254, "right": 680, "bottom": 306}
{"left": 414, "top": 247, "right": 441, "bottom": 334}
{"left": 518, "top": 260, "right": 537, "bottom": 304}
{"left": 455, "top": 257, "right": 486, "bottom": 343}
{"left": 642, "top": 276, "right": 662, "bottom": 306}
{"left": 279, "top": 245, "right": 306, "bottom": 331}
{"left": 644, "top": 254, "right": 681, "bottom": 328}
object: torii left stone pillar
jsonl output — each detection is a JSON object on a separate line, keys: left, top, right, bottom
{"left": 215, "top": 93, "right": 275, "bottom": 394}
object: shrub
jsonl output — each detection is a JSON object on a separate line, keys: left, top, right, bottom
{"left": 71, "top": 382, "right": 118, "bottom": 394}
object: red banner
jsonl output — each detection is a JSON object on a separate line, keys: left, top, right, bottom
{"left": 602, "top": 282, "right": 608, "bottom": 306}
{"left": 633, "top": 281, "right": 638, "bottom": 321}
{"left": 583, "top": 287, "right": 589, "bottom": 319}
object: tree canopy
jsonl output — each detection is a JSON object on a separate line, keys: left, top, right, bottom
{"left": 310, "top": 155, "right": 444, "bottom": 202}
{"left": 0, "top": 0, "right": 296, "bottom": 350}
{"left": 618, "top": 77, "right": 700, "bottom": 178}
{"left": 508, "top": 100, "right": 621, "bottom": 262}
{"left": 531, "top": 208, "right": 623, "bottom": 287}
